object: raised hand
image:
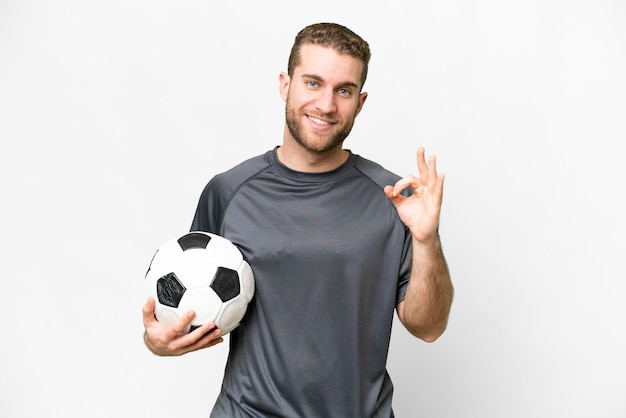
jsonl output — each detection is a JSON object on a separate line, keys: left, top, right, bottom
{"left": 384, "top": 147, "right": 445, "bottom": 244}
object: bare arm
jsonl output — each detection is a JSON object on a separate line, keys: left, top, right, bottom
{"left": 396, "top": 234, "right": 453, "bottom": 341}
{"left": 384, "top": 148, "right": 454, "bottom": 342}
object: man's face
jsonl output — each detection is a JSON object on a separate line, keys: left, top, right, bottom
{"left": 280, "top": 44, "right": 368, "bottom": 153}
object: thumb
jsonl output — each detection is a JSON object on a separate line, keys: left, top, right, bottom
{"left": 384, "top": 185, "right": 404, "bottom": 206}
{"left": 142, "top": 297, "right": 157, "bottom": 326}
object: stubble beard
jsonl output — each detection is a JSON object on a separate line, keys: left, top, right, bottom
{"left": 284, "top": 99, "right": 355, "bottom": 153}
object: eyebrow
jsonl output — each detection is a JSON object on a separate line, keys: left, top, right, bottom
{"left": 300, "top": 73, "right": 360, "bottom": 90}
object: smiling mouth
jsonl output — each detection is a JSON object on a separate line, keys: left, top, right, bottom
{"left": 307, "top": 115, "right": 334, "bottom": 126}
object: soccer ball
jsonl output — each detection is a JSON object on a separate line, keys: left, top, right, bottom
{"left": 145, "top": 231, "right": 255, "bottom": 336}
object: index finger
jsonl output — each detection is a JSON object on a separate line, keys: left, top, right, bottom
{"left": 390, "top": 174, "right": 420, "bottom": 197}
{"left": 142, "top": 297, "right": 195, "bottom": 338}
{"left": 165, "top": 309, "right": 198, "bottom": 338}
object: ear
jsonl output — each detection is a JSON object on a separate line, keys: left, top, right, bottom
{"left": 355, "top": 91, "right": 368, "bottom": 117}
{"left": 279, "top": 72, "right": 290, "bottom": 101}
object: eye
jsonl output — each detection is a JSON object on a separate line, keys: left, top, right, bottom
{"left": 338, "top": 88, "right": 352, "bottom": 96}
{"left": 307, "top": 80, "right": 319, "bottom": 88}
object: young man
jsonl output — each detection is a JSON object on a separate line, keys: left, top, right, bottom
{"left": 143, "top": 22, "right": 454, "bottom": 417}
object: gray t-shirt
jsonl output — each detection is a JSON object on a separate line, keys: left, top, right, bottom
{"left": 191, "top": 148, "right": 412, "bottom": 418}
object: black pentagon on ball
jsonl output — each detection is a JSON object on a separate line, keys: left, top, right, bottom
{"left": 156, "top": 272, "right": 187, "bottom": 308}
{"left": 210, "top": 267, "right": 240, "bottom": 302}
{"left": 177, "top": 232, "right": 212, "bottom": 251}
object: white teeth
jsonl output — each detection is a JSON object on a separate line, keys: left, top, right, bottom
{"left": 309, "top": 116, "right": 330, "bottom": 125}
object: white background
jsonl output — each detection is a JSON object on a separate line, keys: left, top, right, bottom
{"left": 1, "top": 1, "right": 625, "bottom": 417}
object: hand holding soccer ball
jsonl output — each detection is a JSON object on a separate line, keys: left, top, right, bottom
{"left": 142, "top": 231, "right": 255, "bottom": 356}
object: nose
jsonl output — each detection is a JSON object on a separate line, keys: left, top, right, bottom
{"left": 315, "top": 88, "right": 337, "bottom": 114}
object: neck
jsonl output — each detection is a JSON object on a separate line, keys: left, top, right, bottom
{"left": 277, "top": 128, "right": 349, "bottom": 173}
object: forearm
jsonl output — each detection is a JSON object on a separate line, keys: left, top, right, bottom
{"left": 399, "top": 233, "right": 454, "bottom": 342}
